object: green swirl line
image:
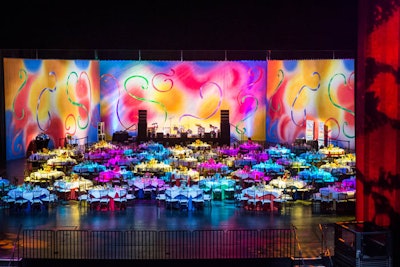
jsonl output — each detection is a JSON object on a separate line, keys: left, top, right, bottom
{"left": 12, "top": 69, "right": 28, "bottom": 120}
{"left": 124, "top": 75, "right": 168, "bottom": 123}
{"left": 66, "top": 72, "right": 89, "bottom": 130}
{"left": 342, "top": 121, "right": 355, "bottom": 139}
{"left": 269, "top": 69, "right": 284, "bottom": 112}
{"left": 235, "top": 95, "right": 259, "bottom": 135}
{"left": 328, "top": 73, "right": 355, "bottom": 139}
{"left": 328, "top": 73, "right": 355, "bottom": 116}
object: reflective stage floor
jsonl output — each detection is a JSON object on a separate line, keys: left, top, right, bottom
{"left": 0, "top": 194, "right": 355, "bottom": 260}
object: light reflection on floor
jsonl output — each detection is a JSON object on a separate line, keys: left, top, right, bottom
{"left": 1, "top": 200, "right": 356, "bottom": 231}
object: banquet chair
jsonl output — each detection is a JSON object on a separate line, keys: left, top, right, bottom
{"left": 165, "top": 196, "right": 179, "bottom": 210}
{"left": 233, "top": 185, "right": 245, "bottom": 206}
{"left": 127, "top": 185, "right": 136, "bottom": 203}
{"left": 337, "top": 192, "right": 348, "bottom": 201}
{"left": 234, "top": 191, "right": 249, "bottom": 208}
{"left": 143, "top": 185, "right": 154, "bottom": 200}
{"left": 245, "top": 188, "right": 259, "bottom": 211}
{"left": 56, "top": 187, "right": 71, "bottom": 202}
{"left": 261, "top": 193, "right": 273, "bottom": 211}
{"left": 31, "top": 189, "right": 44, "bottom": 211}
{"left": 320, "top": 189, "right": 334, "bottom": 213}
{"left": 165, "top": 191, "right": 179, "bottom": 210}
{"left": 77, "top": 183, "right": 91, "bottom": 200}
{"left": 77, "top": 193, "right": 89, "bottom": 207}
{"left": 1, "top": 195, "right": 15, "bottom": 209}
{"left": 155, "top": 191, "right": 166, "bottom": 206}
{"left": 192, "top": 189, "right": 205, "bottom": 210}
{"left": 39, "top": 179, "right": 50, "bottom": 189}
{"left": 224, "top": 188, "right": 235, "bottom": 203}
{"left": 312, "top": 192, "right": 322, "bottom": 201}
{"left": 247, "top": 197, "right": 262, "bottom": 211}
{"left": 111, "top": 178, "right": 121, "bottom": 187}
{"left": 178, "top": 190, "right": 189, "bottom": 211}
{"left": 346, "top": 195, "right": 356, "bottom": 214}
{"left": 14, "top": 190, "right": 29, "bottom": 212}
{"left": 41, "top": 191, "right": 58, "bottom": 208}
{"left": 99, "top": 189, "right": 110, "bottom": 210}
{"left": 203, "top": 190, "right": 212, "bottom": 207}
{"left": 281, "top": 188, "right": 293, "bottom": 201}
{"left": 285, "top": 186, "right": 298, "bottom": 201}
{"left": 243, "top": 179, "right": 255, "bottom": 188}
{"left": 87, "top": 191, "right": 101, "bottom": 210}
{"left": 114, "top": 189, "right": 128, "bottom": 210}
{"left": 320, "top": 189, "right": 331, "bottom": 202}
{"left": 310, "top": 191, "right": 322, "bottom": 213}
{"left": 273, "top": 197, "right": 288, "bottom": 213}
{"left": 126, "top": 191, "right": 136, "bottom": 205}
{"left": 212, "top": 188, "right": 222, "bottom": 201}
{"left": 335, "top": 192, "right": 349, "bottom": 214}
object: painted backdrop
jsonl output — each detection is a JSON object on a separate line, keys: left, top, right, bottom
{"left": 3, "top": 58, "right": 354, "bottom": 161}
{"left": 100, "top": 60, "right": 267, "bottom": 142}
{"left": 3, "top": 58, "right": 100, "bottom": 160}
{"left": 266, "top": 59, "right": 355, "bottom": 149}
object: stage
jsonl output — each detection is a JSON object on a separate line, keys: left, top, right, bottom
{"left": 139, "top": 132, "right": 223, "bottom": 147}
{"left": 112, "top": 131, "right": 228, "bottom": 147}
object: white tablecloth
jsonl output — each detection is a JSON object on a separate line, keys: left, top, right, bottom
{"left": 8, "top": 187, "right": 49, "bottom": 201}
{"left": 88, "top": 187, "right": 127, "bottom": 199}
{"left": 319, "top": 187, "right": 356, "bottom": 200}
{"left": 166, "top": 187, "right": 203, "bottom": 199}
{"left": 54, "top": 178, "right": 93, "bottom": 190}
{"left": 29, "top": 170, "right": 65, "bottom": 180}
{"left": 242, "top": 187, "right": 282, "bottom": 200}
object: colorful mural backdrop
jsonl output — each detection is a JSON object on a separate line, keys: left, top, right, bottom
{"left": 99, "top": 60, "right": 267, "bottom": 142}
{"left": 266, "top": 59, "right": 355, "bottom": 150}
{"left": 3, "top": 58, "right": 100, "bottom": 160}
{"left": 3, "top": 58, "right": 355, "bottom": 161}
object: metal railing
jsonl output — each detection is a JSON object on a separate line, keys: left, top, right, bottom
{"left": 22, "top": 228, "right": 297, "bottom": 260}
{"left": 6, "top": 224, "right": 22, "bottom": 266}
{"left": 0, "top": 49, "right": 355, "bottom": 61}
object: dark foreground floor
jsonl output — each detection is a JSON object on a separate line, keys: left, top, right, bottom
{"left": 0, "top": 198, "right": 355, "bottom": 259}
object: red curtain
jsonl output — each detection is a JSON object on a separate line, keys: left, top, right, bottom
{"left": 356, "top": 0, "right": 400, "bottom": 239}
